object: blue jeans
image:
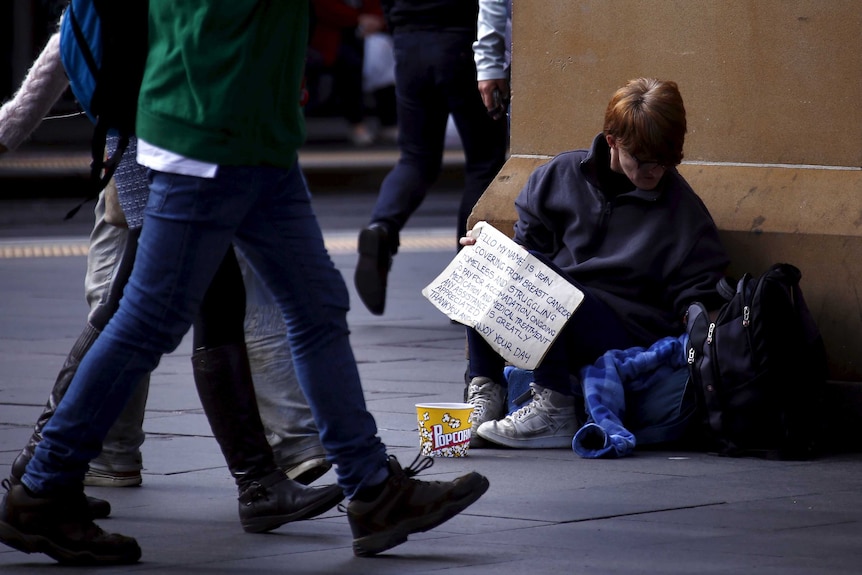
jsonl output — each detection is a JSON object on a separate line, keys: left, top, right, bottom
{"left": 24, "top": 163, "right": 388, "bottom": 499}
{"left": 468, "top": 278, "right": 637, "bottom": 396}
{"left": 370, "top": 29, "right": 507, "bottom": 246}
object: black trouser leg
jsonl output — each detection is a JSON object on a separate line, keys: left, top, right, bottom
{"left": 191, "top": 342, "right": 281, "bottom": 490}
{"left": 191, "top": 248, "right": 279, "bottom": 490}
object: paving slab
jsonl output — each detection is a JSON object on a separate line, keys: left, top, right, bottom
{"left": 1, "top": 189, "right": 861, "bottom": 574}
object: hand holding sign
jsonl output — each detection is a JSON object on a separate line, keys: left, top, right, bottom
{"left": 422, "top": 222, "right": 584, "bottom": 370}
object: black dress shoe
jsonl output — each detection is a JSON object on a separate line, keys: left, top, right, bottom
{"left": 354, "top": 224, "right": 394, "bottom": 315}
{"left": 237, "top": 471, "right": 344, "bottom": 533}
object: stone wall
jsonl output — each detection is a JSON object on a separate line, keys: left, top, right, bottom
{"left": 470, "top": 1, "right": 862, "bottom": 390}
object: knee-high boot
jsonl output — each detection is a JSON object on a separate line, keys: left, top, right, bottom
{"left": 190, "top": 343, "right": 343, "bottom": 533}
{"left": 8, "top": 323, "right": 112, "bottom": 519}
{"left": 192, "top": 342, "right": 276, "bottom": 487}
{"left": 11, "top": 324, "right": 99, "bottom": 480}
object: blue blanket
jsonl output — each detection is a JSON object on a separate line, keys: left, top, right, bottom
{"left": 572, "top": 334, "right": 690, "bottom": 458}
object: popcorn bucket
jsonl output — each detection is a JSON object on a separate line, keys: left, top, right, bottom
{"left": 415, "top": 402, "right": 475, "bottom": 457}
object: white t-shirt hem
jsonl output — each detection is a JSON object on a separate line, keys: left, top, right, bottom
{"left": 136, "top": 139, "right": 218, "bottom": 178}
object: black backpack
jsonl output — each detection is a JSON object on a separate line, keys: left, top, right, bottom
{"left": 59, "top": 0, "right": 149, "bottom": 218}
{"left": 684, "top": 263, "right": 828, "bottom": 460}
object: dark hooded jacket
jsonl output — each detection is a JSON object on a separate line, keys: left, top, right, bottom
{"left": 513, "top": 133, "right": 730, "bottom": 345}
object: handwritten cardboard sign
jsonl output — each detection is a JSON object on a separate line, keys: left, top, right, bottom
{"left": 422, "top": 222, "right": 584, "bottom": 369}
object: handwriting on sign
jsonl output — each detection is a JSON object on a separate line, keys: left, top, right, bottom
{"left": 422, "top": 222, "right": 584, "bottom": 369}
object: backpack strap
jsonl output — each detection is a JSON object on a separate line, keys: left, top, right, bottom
{"left": 716, "top": 275, "right": 736, "bottom": 301}
{"left": 90, "top": 120, "right": 128, "bottom": 189}
{"left": 63, "top": 124, "right": 128, "bottom": 220}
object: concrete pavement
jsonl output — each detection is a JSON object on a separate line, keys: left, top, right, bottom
{"left": 1, "top": 184, "right": 862, "bottom": 573}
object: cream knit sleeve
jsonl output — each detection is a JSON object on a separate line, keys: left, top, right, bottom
{"left": 0, "top": 31, "right": 70, "bottom": 151}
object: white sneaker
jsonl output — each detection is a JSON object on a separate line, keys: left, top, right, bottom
{"left": 477, "top": 382, "right": 577, "bottom": 448}
{"left": 465, "top": 376, "right": 506, "bottom": 447}
{"left": 83, "top": 467, "right": 142, "bottom": 488}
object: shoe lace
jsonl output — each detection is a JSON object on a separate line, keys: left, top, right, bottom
{"left": 402, "top": 453, "right": 433, "bottom": 478}
{"left": 336, "top": 454, "right": 435, "bottom": 513}
{"left": 509, "top": 383, "right": 545, "bottom": 420}
{"left": 387, "top": 454, "right": 443, "bottom": 494}
{"left": 467, "top": 380, "right": 500, "bottom": 414}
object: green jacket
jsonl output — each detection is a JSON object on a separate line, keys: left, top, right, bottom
{"left": 136, "top": 0, "right": 309, "bottom": 168}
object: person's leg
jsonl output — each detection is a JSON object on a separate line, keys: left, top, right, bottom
{"left": 10, "top": 193, "right": 146, "bottom": 500}
{"left": 85, "top": 378, "right": 148, "bottom": 487}
{"left": 532, "top": 296, "right": 637, "bottom": 396}
{"left": 1, "top": 167, "right": 342, "bottom": 563}
{"left": 442, "top": 30, "right": 508, "bottom": 244}
{"left": 372, "top": 83, "right": 398, "bottom": 140}
{"left": 190, "top": 245, "right": 343, "bottom": 534}
{"left": 464, "top": 327, "right": 508, "bottom": 446}
{"left": 191, "top": 246, "right": 277, "bottom": 485}
{"left": 333, "top": 31, "right": 373, "bottom": 146}
{"left": 0, "top": 193, "right": 147, "bottom": 561}
{"left": 0, "top": 174, "right": 247, "bottom": 561}
{"left": 367, "top": 31, "right": 449, "bottom": 232}
{"left": 21, "top": 171, "right": 242, "bottom": 495}
{"left": 3, "top": 172, "right": 246, "bottom": 565}
{"left": 476, "top": 280, "right": 638, "bottom": 449}
{"left": 235, "top": 247, "right": 330, "bottom": 484}
{"left": 233, "top": 162, "right": 489, "bottom": 556}
{"left": 3, "top": 164, "right": 488, "bottom": 563}
{"left": 362, "top": 31, "right": 397, "bottom": 139}
{"left": 232, "top": 165, "right": 389, "bottom": 496}
{"left": 355, "top": 30, "right": 450, "bottom": 315}
{"left": 84, "top": 195, "right": 148, "bottom": 488}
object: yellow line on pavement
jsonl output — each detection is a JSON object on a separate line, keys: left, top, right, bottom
{"left": 0, "top": 240, "right": 90, "bottom": 258}
{"left": 323, "top": 233, "right": 455, "bottom": 255}
{"left": 0, "top": 230, "right": 455, "bottom": 259}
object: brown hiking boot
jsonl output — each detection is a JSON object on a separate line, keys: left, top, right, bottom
{"left": 346, "top": 455, "right": 490, "bottom": 557}
{"left": 0, "top": 480, "right": 140, "bottom": 565}
{"left": 9, "top": 456, "right": 111, "bottom": 519}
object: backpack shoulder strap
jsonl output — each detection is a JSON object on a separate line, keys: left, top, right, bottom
{"left": 716, "top": 275, "right": 736, "bottom": 301}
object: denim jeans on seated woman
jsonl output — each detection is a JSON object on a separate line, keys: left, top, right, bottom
{"left": 467, "top": 274, "right": 636, "bottom": 397}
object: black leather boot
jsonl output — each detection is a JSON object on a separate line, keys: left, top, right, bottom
{"left": 354, "top": 223, "right": 399, "bottom": 316}
{"left": 191, "top": 343, "right": 343, "bottom": 533}
{"left": 9, "top": 323, "right": 111, "bottom": 520}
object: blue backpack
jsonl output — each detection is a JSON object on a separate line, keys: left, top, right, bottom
{"left": 59, "top": 0, "right": 149, "bottom": 217}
